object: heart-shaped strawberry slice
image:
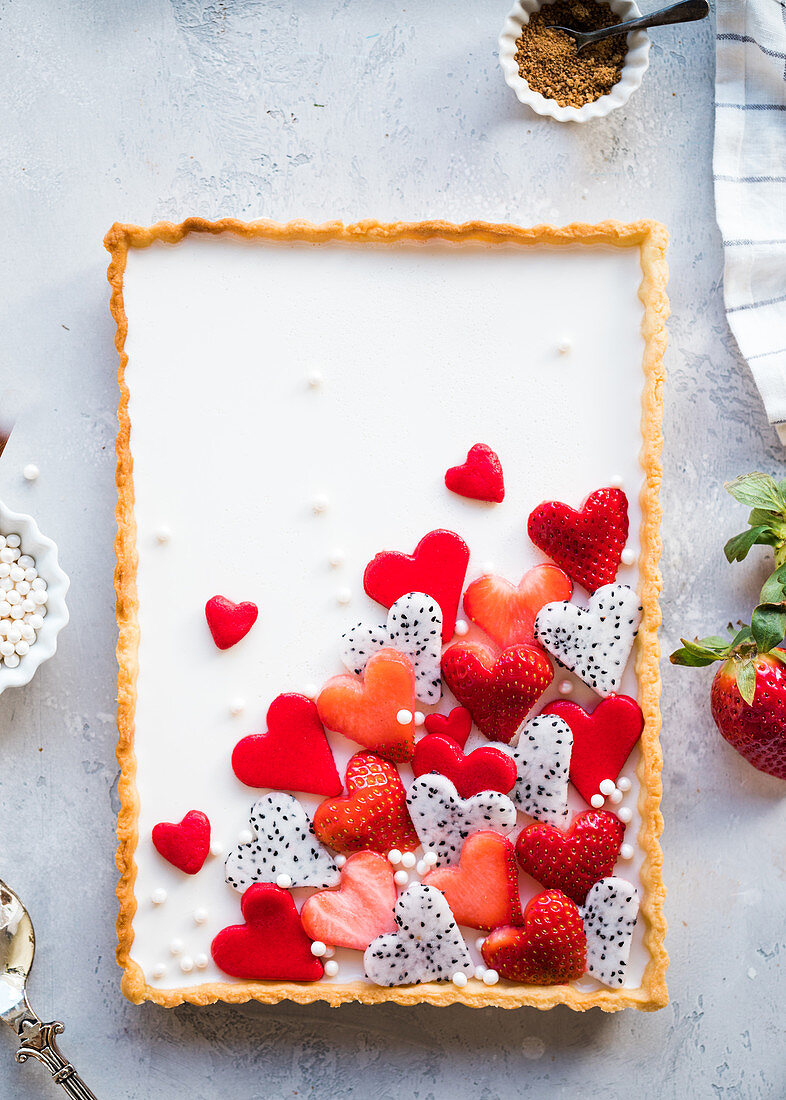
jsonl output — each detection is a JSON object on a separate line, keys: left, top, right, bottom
{"left": 515, "top": 810, "right": 625, "bottom": 905}
{"left": 423, "top": 706, "right": 473, "bottom": 748}
{"left": 527, "top": 487, "right": 629, "bottom": 593}
{"left": 412, "top": 733, "right": 516, "bottom": 798}
{"left": 463, "top": 564, "right": 573, "bottom": 649}
{"left": 481, "top": 890, "right": 586, "bottom": 984}
{"left": 205, "top": 594, "right": 258, "bottom": 650}
{"left": 313, "top": 752, "right": 419, "bottom": 855}
{"left": 444, "top": 443, "right": 505, "bottom": 503}
{"left": 442, "top": 642, "right": 553, "bottom": 744}
{"left": 363, "top": 529, "right": 469, "bottom": 642}
{"left": 541, "top": 694, "right": 644, "bottom": 804}
{"left": 317, "top": 648, "right": 416, "bottom": 763}
{"left": 152, "top": 810, "right": 211, "bottom": 875}
{"left": 422, "top": 831, "right": 523, "bottom": 930}
{"left": 301, "top": 851, "right": 398, "bottom": 950}
{"left": 232, "top": 693, "right": 342, "bottom": 796}
{"left": 211, "top": 883, "right": 324, "bottom": 981}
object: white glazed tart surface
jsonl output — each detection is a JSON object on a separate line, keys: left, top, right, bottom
{"left": 108, "top": 219, "right": 668, "bottom": 1011}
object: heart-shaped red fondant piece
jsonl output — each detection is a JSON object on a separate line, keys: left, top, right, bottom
{"left": 313, "top": 752, "right": 419, "bottom": 855}
{"left": 463, "top": 564, "right": 573, "bottom": 649}
{"left": 232, "top": 693, "right": 342, "bottom": 796}
{"left": 301, "top": 851, "right": 398, "bottom": 950}
{"left": 205, "top": 594, "right": 258, "bottom": 650}
{"left": 423, "top": 706, "right": 473, "bottom": 748}
{"left": 441, "top": 642, "right": 553, "bottom": 744}
{"left": 527, "top": 487, "right": 629, "bottom": 594}
{"left": 211, "top": 883, "right": 324, "bottom": 981}
{"left": 363, "top": 529, "right": 469, "bottom": 642}
{"left": 444, "top": 444, "right": 505, "bottom": 503}
{"left": 422, "top": 831, "right": 523, "bottom": 930}
{"left": 541, "top": 694, "right": 644, "bottom": 804}
{"left": 481, "top": 890, "right": 586, "bottom": 984}
{"left": 515, "top": 809, "right": 625, "bottom": 905}
{"left": 152, "top": 810, "right": 211, "bottom": 875}
{"left": 412, "top": 733, "right": 516, "bottom": 798}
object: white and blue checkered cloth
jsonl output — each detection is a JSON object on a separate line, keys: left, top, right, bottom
{"left": 714, "top": 0, "right": 786, "bottom": 441}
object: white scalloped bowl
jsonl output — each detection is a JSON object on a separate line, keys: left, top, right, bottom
{"left": 0, "top": 502, "right": 69, "bottom": 696}
{"left": 499, "top": 0, "right": 650, "bottom": 123}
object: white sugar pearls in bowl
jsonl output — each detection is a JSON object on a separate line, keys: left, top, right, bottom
{"left": 0, "top": 502, "right": 69, "bottom": 694}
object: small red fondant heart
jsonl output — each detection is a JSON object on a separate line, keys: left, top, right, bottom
{"left": 541, "top": 694, "right": 644, "bottom": 804}
{"left": 301, "top": 851, "right": 398, "bottom": 950}
{"left": 152, "top": 810, "right": 211, "bottom": 875}
{"left": 313, "top": 752, "right": 419, "bottom": 855}
{"left": 232, "top": 693, "right": 342, "bottom": 796}
{"left": 515, "top": 809, "right": 625, "bottom": 905}
{"left": 423, "top": 706, "right": 473, "bottom": 748}
{"left": 412, "top": 733, "right": 516, "bottom": 798}
{"left": 445, "top": 444, "right": 505, "bottom": 504}
{"left": 422, "top": 831, "right": 523, "bottom": 930}
{"left": 205, "top": 595, "right": 258, "bottom": 650}
{"left": 463, "top": 564, "right": 573, "bottom": 649}
{"left": 211, "top": 883, "right": 324, "bottom": 981}
{"left": 481, "top": 890, "right": 586, "bottom": 984}
{"left": 363, "top": 529, "right": 469, "bottom": 642}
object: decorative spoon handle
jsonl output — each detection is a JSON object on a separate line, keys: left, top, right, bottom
{"left": 15, "top": 1011, "right": 98, "bottom": 1099}
{"left": 578, "top": 0, "right": 709, "bottom": 46}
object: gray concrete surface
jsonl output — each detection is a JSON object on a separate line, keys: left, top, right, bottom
{"left": 0, "top": 1, "right": 784, "bottom": 1097}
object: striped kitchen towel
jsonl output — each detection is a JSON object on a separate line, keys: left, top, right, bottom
{"left": 714, "top": 0, "right": 786, "bottom": 442}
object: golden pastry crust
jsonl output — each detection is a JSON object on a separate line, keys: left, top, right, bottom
{"left": 107, "top": 217, "right": 669, "bottom": 1012}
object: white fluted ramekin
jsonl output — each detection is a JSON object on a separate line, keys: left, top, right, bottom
{"left": 499, "top": 0, "right": 650, "bottom": 123}
{"left": 0, "top": 501, "right": 69, "bottom": 696}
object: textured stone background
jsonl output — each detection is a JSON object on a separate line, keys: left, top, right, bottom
{"left": 0, "top": 2, "right": 784, "bottom": 1097}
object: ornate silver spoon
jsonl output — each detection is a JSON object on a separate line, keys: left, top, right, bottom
{"left": 0, "top": 878, "right": 97, "bottom": 1097}
{"left": 553, "top": 0, "right": 709, "bottom": 52}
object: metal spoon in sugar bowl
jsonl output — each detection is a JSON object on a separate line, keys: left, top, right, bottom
{"left": 0, "top": 879, "right": 97, "bottom": 1097}
{"left": 553, "top": 0, "right": 709, "bottom": 52}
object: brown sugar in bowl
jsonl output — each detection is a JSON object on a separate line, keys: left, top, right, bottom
{"left": 499, "top": 0, "right": 651, "bottom": 122}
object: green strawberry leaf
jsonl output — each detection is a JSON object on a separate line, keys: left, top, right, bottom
{"left": 724, "top": 526, "right": 774, "bottom": 563}
{"left": 760, "top": 563, "right": 786, "bottom": 604}
{"left": 725, "top": 472, "right": 786, "bottom": 513}
{"left": 734, "top": 657, "right": 757, "bottom": 705}
{"left": 730, "top": 625, "right": 755, "bottom": 648}
{"left": 751, "top": 603, "right": 786, "bottom": 653}
{"left": 769, "top": 648, "right": 786, "bottom": 667}
{"left": 669, "top": 636, "right": 731, "bottom": 666}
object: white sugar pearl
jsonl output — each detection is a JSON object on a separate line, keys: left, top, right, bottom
{"left": 452, "top": 972, "right": 468, "bottom": 987}
{"left": 18, "top": 555, "right": 34, "bottom": 569}
{"left": 454, "top": 620, "right": 469, "bottom": 636}
{"left": 394, "top": 870, "right": 409, "bottom": 886}
{"left": 6, "top": 590, "right": 20, "bottom": 605}
{"left": 416, "top": 860, "right": 427, "bottom": 875}
{"left": 11, "top": 605, "right": 26, "bottom": 619}
{"left": 0, "top": 577, "right": 11, "bottom": 590}
{"left": 209, "top": 840, "right": 224, "bottom": 858}
{"left": 424, "top": 851, "right": 438, "bottom": 867}
{"left": 229, "top": 698, "right": 245, "bottom": 716}
{"left": 590, "top": 794, "right": 605, "bottom": 809}
{"left": 151, "top": 888, "right": 167, "bottom": 905}
{"left": 312, "top": 494, "right": 329, "bottom": 514}
{"left": 609, "top": 788, "right": 624, "bottom": 805}
{"left": 609, "top": 474, "right": 624, "bottom": 488}
{"left": 238, "top": 829, "right": 253, "bottom": 845}
{"left": 324, "top": 959, "right": 339, "bottom": 977}
{"left": 23, "top": 568, "right": 37, "bottom": 583}
{"left": 307, "top": 369, "right": 323, "bottom": 388}
{"left": 336, "top": 587, "right": 352, "bottom": 605}
{"left": 195, "top": 954, "right": 209, "bottom": 970}
{"left": 6, "top": 626, "right": 21, "bottom": 643}
{"left": 558, "top": 680, "right": 573, "bottom": 695}
{"left": 31, "top": 577, "right": 46, "bottom": 591}
{"left": 0, "top": 536, "right": 6, "bottom": 549}
{"left": 0, "top": 603, "right": 10, "bottom": 619}
{"left": 193, "top": 908, "right": 209, "bottom": 925}
{"left": 310, "top": 941, "right": 327, "bottom": 957}
{"left": 155, "top": 526, "right": 172, "bottom": 544}
{"left": 169, "top": 939, "right": 184, "bottom": 957}
{"left": 401, "top": 852, "right": 417, "bottom": 869}
{"left": 26, "top": 615, "right": 43, "bottom": 631}
{"left": 3, "top": 653, "right": 19, "bottom": 668}
{"left": 276, "top": 873, "right": 293, "bottom": 889}
{"left": 180, "top": 956, "right": 194, "bottom": 973}
{"left": 618, "top": 807, "right": 633, "bottom": 824}
{"left": 302, "top": 684, "right": 318, "bottom": 700}
{"left": 6, "top": 535, "right": 20, "bottom": 549}
{"left": 475, "top": 937, "right": 486, "bottom": 952}
{"left": 15, "top": 581, "right": 30, "bottom": 596}
{"left": 621, "top": 548, "right": 636, "bottom": 566}
{"left": 23, "top": 464, "right": 39, "bottom": 482}
{"left": 396, "top": 709, "right": 412, "bottom": 725}
{"left": 599, "top": 779, "right": 616, "bottom": 796}
{"left": 474, "top": 965, "right": 487, "bottom": 980}
{"left": 480, "top": 562, "right": 495, "bottom": 575}
{"left": 32, "top": 590, "right": 48, "bottom": 605}
{"left": 0, "top": 642, "right": 14, "bottom": 657}
{"left": 9, "top": 566, "right": 22, "bottom": 582}
{"left": 5, "top": 549, "right": 19, "bottom": 563}
{"left": 620, "top": 844, "right": 634, "bottom": 860}
{"left": 335, "top": 854, "right": 346, "bottom": 868}
{"left": 328, "top": 548, "right": 345, "bottom": 568}
{"left": 387, "top": 849, "right": 402, "bottom": 865}
{"left": 323, "top": 946, "right": 335, "bottom": 958}
{"left": 557, "top": 338, "right": 572, "bottom": 355}
{"left": 152, "top": 963, "right": 167, "bottom": 980}
{"left": 617, "top": 776, "right": 632, "bottom": 792}
{"left": 482, "top": 969, "right": 499, "bottom": 985}
{"left": 14, "top": 641, "right": 29, "bottom": 656}
{"left": 414, "top": 711, "right": 426, "bottom": 727}
{"left": 0, "top": 564, "right": 8, "bottom": 579}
